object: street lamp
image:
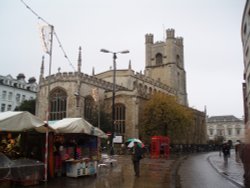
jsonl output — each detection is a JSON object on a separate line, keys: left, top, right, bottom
{"left": 100, "top": 48, "right": 129, "bottom": 150}
{"left": 74, "top": 91, "right": 86, "bottom": 117}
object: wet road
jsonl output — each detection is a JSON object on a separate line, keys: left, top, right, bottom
{"left": 178, "top": 152, "right": 241, "bottom": 188}
{"left": 4, "top": 152, "right": 243, "bottom": 188}
{"left": 8, "top": 155, "right": 174, "bottom": 188}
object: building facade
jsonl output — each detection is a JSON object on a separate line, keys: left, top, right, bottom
{"left": 36, "top": 29, "right": 206, "bottom": 144}
{"left": 207, "top": 115, "right": 245, "bottom": 143}
{"left": 0, "top": 74, "right": 38, "bottom": 112}
{"left": 242, "top": 0, "right": 250, "bottom": 133}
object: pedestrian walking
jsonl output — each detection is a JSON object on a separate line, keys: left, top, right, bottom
{"left": 235, "top": 140, "right": 241, "bottom": 163}
{"left": 222, "top": 141, "right": 230, "bottom": 163}
{"left": 131, "top": 142, "right": 143, "bottom": 177}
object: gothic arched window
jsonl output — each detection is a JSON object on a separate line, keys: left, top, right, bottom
{"left": 84, "top": 96, "right": 95, "bottom": 123}
{"left": 114, "top": 103, "right": 126, "bottom": 134}
{"left": 49, "top": 88, "right": 67, "bottom": 120}
{"left": 176, "top": 54, "right": 181, "bottom": 67}
{"left": 155, "top": 53, "right": 163, "bottom": 65}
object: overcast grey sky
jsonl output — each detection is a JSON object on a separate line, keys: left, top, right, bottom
{"left": 0, "top": 0, "right": 246, "bottom": 118}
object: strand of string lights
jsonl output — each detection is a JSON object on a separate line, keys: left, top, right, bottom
{"left": 54, "top": 32, "right": 76, "bottom": 71}
{"left": 20, "top": 0, "right": 76, "bottom": 72}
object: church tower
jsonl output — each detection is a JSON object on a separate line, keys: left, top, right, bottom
{"left": 145, "top": 29, "right": 188, "bottom": 106}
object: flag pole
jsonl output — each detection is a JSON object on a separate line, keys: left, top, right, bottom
{"left": 44, "top": 24, "right": 54, "bottom": 182}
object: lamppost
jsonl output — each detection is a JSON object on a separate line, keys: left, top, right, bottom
{"left": 100, "top": 48, "right": 129, "bottom": 150}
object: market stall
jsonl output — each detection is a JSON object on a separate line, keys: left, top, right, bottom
{"left": 48, "top": 118, "right": 107, "bottom": 178}
{"left": 0, "top": 111, "right": 46, "bottom": 132}
{"left": 0, "top": 111, "right": 47, "bottom": 186}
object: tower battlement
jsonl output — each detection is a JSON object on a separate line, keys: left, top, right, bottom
{"left": 166, "top": 28, "right": 175, "bottom": 39}
{"left": 145, "top": 33, "right": 154, "bottom": 44}
{"left": 176, "top": 37, "right": 183, "bottom": 46}
{"left": 133, "top": 72, "right": 176, "bottom": 95}
{"left": 41, "top": 72, "right": 127, "bottom": 92}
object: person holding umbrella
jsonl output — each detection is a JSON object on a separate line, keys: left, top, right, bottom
{"left": 131, "top": 141, "right": 143, "bottom": 177}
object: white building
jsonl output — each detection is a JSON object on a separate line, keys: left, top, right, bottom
{"left": 207, "top": 115, "right": 245, "bottom": 143}
{"left": 0, "top": 74, "right": 38, "bottom": 112}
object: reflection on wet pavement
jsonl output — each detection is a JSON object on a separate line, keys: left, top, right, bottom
{"left": 208, "top": 151, "right": 244, "bottom": 186}
{"left": 21, "top": 155, "right": 174, "bottom": 188}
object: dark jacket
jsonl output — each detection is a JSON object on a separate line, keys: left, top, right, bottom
{"left": 132, "top": 145, "right": 143, "bottom": 161}
{"left": 222, "top": 143, "right": 230, "bottom": 156}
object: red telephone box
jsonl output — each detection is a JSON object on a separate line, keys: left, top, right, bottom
{"left": 150, "top": 136, "right": 170, "bottom": 159}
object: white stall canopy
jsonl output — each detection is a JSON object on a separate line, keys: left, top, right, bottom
{"left": 0, "top": 111, "right": 46, "bottom": 132}
{"left": 48, "top": 118, "right": 108, "bottom": 138}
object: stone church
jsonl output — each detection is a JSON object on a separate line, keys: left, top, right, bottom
{"left": 36, "top": 29, "right": 207, "bottom": 144}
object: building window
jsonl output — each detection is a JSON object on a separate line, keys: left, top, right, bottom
{"left": 84, "top": 96, "right": 95, "bottom": 123}
{"left": 244, "top": 23, "right": 247, "bottom": 35}
{"left": 248, "top": 74, "right": 250, "bottom": 85}
{"left": 49, "top": 88, "right": 67, "bottom": 121}
{"left": 218, "top": 130, "right": 223, "bottom": 136}
{"left": 22, "top": 95, "right": 26, "bottom": 101}
{"left": 8, "top": 92, "right": 13, "bottom": 101}
{"left": 2, "top": 91, "right": 7, "bottom": 100}
{"left": 155, "top": 53, "right": 163, "bottom": 65}
{"left": 114, "top": 103, "right": 126, "bottom": 134}
{"left": 7, "top": 105, "right": 11, "bottom": 111}
{"left": 1, "top": 104, "right": 6, "bottom": 112}
{"left": 176, "top": 54, "right": 181, "bottom": 67}
{"left": 16, "top": 94, "right": 21, "bottom": 102}
{"left": 209, "top": 129, "right": 213, "bottom": 135}
{"left": 228, "top": 129, "right": 232, "bottom": 136}
{"left": 236, "top": 129, "right": 240, "bottom": 135}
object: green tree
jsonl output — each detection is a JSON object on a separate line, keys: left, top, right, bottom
{"left": 14, "top": 99, "right": 36, "bottom": 115}
{"left": 140, "top": 93, "right": 194, "bottom": 144}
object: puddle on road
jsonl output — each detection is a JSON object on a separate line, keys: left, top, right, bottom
{"left": 93, "top": 158, "right": 171, "bottom": 188}
{"left": 24, "top": 157, "right": 172, "bottom": 188}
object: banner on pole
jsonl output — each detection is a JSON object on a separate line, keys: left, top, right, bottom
{"left": 39, "top": 25, "right": 52, "bottom": 54}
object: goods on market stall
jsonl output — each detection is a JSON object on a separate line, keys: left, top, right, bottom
{"left": 53, "top": 134, "right": 99, "bottom": 177}
{"left": 0, "top": 133, "right": 22, "bottom": 159}
{"left": 0, "top": 152, "right": 12, "bottom": 180}
{"left": 10, "top": 158, "right": 44, "bottom": 186}
{"left": 0, "top": 111, "right": 47, "bottom": 185}
{"left": 0, "top": 153, "right": 44, "bottom": 186}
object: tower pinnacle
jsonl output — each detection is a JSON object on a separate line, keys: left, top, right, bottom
{"left": 78, "top": 46, "right": 82, "bottom": 73}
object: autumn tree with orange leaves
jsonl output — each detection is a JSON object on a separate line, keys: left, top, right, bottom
{"left": 140, "top": 93, "right": 194, "bottom": 144}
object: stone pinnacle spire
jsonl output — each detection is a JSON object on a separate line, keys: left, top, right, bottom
{"left": 128, "top": 59, "right": 132, "bottom": 70}
{"left": 78, "top": 46, "right": 82, "bottom": 73}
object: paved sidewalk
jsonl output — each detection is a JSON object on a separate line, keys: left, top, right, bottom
{"left": 208, "top": 151, "right": 244, "bottom": 187}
